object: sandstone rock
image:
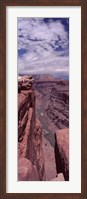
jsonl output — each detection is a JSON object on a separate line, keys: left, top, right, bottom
{"left": 18, "top": 83, "right": 35, "bottom": 141}
{"left": 55, "top": 128, "right": 69, "bottom": 181}
{"left": 18, "top": 93, "right": 27, "bottom": 111}
{"left": 35, "top": 79, "right": 69, "bottom": 130}
{"left": 18, "top": 158, "right": 39, "bottom": 181}
{"left": 18, "top": 111, "right": 28, "bottom": 140}
{"left": 51, "top": 173, "right": 65, "bottom": 181}
{"left": 18, "top": 76, "right": 45, "bottom": 181}
{"left": 42, "top": 135, "right": 56, "bottom": 180}
{"left": 18, "top": 76, "right": 34, "bottom": 92}
{"left": 33, "top": 118, "right": 45, "bottom": 181}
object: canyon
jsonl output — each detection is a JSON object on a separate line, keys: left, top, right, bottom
{"left": 18, "top": 75, "right": 69, "bottom": 181}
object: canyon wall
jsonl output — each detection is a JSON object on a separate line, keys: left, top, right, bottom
{"left": 55, "top": 128, "right": 69, "bottom": 181}
{"left": 35, "top": 78, "right": 69, "bottom": 181}
{"left": 18, "top": 75, "right": 69, "bottom": 181}
{"left": 18, "top": 76, "right": 45, "bottom": 181}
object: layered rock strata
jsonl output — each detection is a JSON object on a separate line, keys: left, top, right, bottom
{"left": 34, "top": 78, "right": 69, "bottom": 180}
{"left": 18, "top": 75, "right": 69, "bottom": 181}
{"left": 18, "top": 76, "right": 45, "bottom": 181}
{"left": 35, "top": 80, "right": 69, "bottom": 130}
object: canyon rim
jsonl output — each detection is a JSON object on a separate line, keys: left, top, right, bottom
{"left": 18, "top": 17, "right": 69, "bottom": 181}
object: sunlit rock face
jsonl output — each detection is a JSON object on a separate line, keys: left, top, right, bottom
{"left": 18, "top": 76, "right": 45, "bottom": 181}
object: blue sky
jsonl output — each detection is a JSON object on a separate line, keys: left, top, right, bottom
{"left": 18, "top": 18, "right": 69, "bottom": 75}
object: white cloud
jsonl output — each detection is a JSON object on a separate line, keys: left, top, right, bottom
{"left": 18, "top": 18, "right": 69, "bottom": 74}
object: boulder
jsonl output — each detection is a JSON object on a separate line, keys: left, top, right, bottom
{"left": 51, "top": 173, "right": 65, "bottom": 181}
{"left": 18, "top": 158, "right": 39, "bottom": 181}
{"left": 55, "top": 128, "right": 69, "bottom": 180}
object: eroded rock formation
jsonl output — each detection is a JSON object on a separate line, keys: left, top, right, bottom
{"left": 18, "top": 76, "right": 45, "bottom": 181}
{"left": 18, "top": 75, "right": 69, "bottom": 181}
{"left": 18, "top": 158, "right": 39, "bottom": 181}
{"left": 55, "top": 128, "right": 69, "bottom": 181}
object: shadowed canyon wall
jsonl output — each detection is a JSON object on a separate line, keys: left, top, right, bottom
{"left": 55, "top": 128, "right": 69, "bottom": 181}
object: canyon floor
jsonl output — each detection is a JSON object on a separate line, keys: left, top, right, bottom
{"left": 34, "top": 74, "right": 69, "bottom": 180}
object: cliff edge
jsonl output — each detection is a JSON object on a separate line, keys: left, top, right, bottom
{"left": 18, "top": 76, "right": 45, "bottom": 181}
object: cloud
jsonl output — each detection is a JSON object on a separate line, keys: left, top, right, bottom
{"left": 18, "top": 18, "right": 69, "bottom": 75}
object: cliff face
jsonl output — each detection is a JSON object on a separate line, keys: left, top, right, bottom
{"left": 46, "top": 83, "right": 69, "bottom": 129}
{"left": 35, "top": 80, "right": 69, "bottom": 131}
{"left": 34, "top": 78, "right": 69, "bottom": 180}
{"left": 55, "top": 128, "right": 69, "bottom": 181}
{"left": 18, "top": 76, "right": 45, "bottom": 181}
{"left": 18, "top": 75, "right": 69, "bottom": 181}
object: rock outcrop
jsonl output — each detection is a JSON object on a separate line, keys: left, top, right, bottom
{"left": 18, "top": 75, "right": 69, "bottom": 181}
{"left": 18, "top": 76, "right": 45, "bottom": 181}
{"left": 18, "top": 158, "right": 39, "bottom": 181}
{"left": 45, "top": 82, "right": 69, "bottom": 129}
{"left": 51, "top": 173, "right": 64, "bottom": 181}
{"left": 54, "top": 128, "right": 69, "bottom": 181}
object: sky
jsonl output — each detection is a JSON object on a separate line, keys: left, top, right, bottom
{"left": 18, "top": 18, "right": 69, "bottom": 75}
